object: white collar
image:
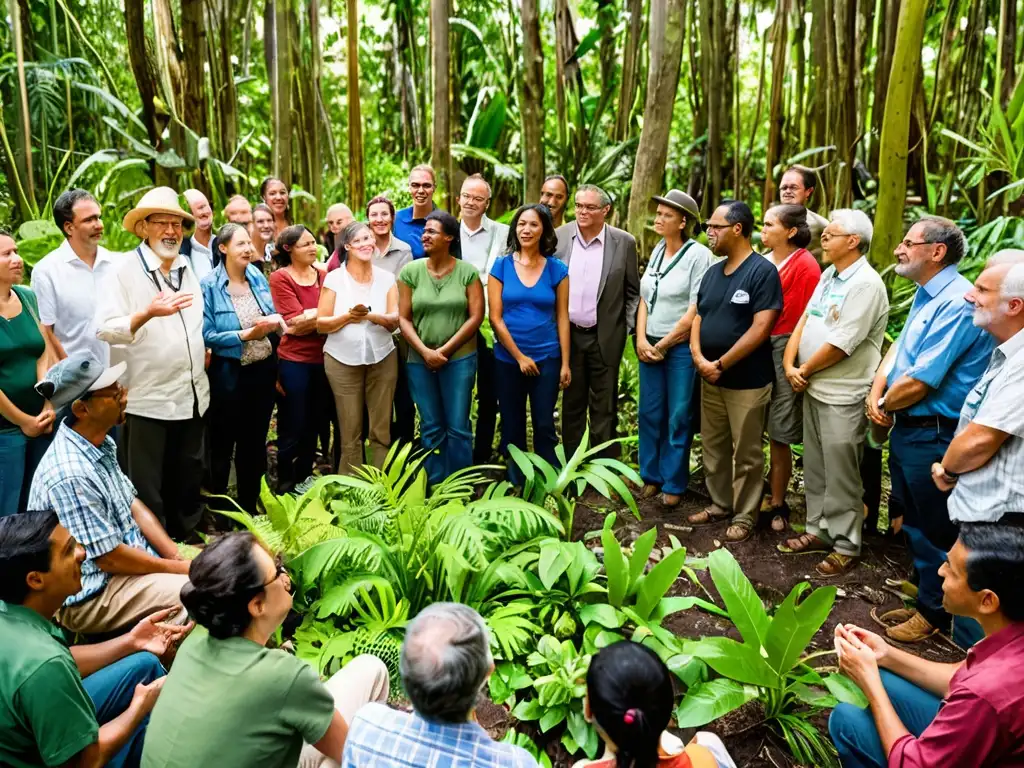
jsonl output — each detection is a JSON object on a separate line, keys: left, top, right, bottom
{"left": 574, "top": 224, "right": 606, "bottom": 248}
{"left": 139, "top": 241, "right": 187, "bottom": 272}
{"left": 996, "top": 326, "right": 1024, "bottom": 361}
{"left": 58, "top": 239, "right": 112, "bottom": 266}
{"left": 461, "top": 216, "right": 489, "bottom": 237}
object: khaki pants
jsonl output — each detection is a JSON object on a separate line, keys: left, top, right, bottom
{"left": 56, "top": 572, "right": 189, "bottom": 635}
{"left": 700, "top": 380, "right": 772, "bottom": 527}
{"left": 803, "top": 394, "right": 866, "bottom": 556}
{"left": 325, "top": 351, "right": 398, "bottom": 474}
{"left": 297, "top": 654, "right": 391, "bottom": 768}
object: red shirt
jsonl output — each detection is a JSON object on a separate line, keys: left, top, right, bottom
{"left": 268, "top": 268, "right": 326, "bottom": 364}
{"left": 888, "top": 622, "right": 1024, "bottom": 767}
{"left": 770, "top": 248, "right": 820, "bottom": 336}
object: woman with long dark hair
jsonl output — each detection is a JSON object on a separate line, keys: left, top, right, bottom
{"left": 200, "top": 223, "right": 279, "bottom": 513}
{"left": 397, "top": 210, "right": 484, "bottom": 484}
{"left": 260, "top": 177, "right": 291, "bottom": 238}
{"left": 576, "top": 641, "right": 736, "bottom": 768}
{"left": 142, "top": 532, "right": 389, "bottom": 768}
{"left": 488, "top": 204, "right": 569, "bottom": 482}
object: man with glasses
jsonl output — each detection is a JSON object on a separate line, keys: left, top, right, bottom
{"left": 779, "top": 166, "right": 829, "bottom": 261}
{"left": 458, "top": 174, "right": 509, "bottom": 463}
{"left": 554, "top": 184, "right": 640, "bottom": 457}
{"left": 95, "top": 187, "right": 209, "bottom": 541}
{"left": 27, "top": 354, "right": 194, "bottom": 637}
{"left": 394, "top": 165, "right": 439, "bottom": 259}
{"left": 866, "top": 217, "right": 993, "bottom": 645}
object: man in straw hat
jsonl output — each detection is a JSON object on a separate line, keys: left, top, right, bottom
{"left": 94, "top": 187, "right": 210, "bottom": 540}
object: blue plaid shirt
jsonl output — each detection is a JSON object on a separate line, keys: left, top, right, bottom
{"left": 27, "top": 422, "right": 155, "bottom": 606}
{"left": 341, "top": 703, "right": 537, "bottom": 768}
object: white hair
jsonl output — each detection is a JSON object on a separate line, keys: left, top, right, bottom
{"left": 183, "top": 188, "right": 208, "bottom": 206}
{"left": 326, "top": 203, "right": 353, "bottom": 217}
{"left": 988, "top": 248, "right": 1024, "bottom": 267}
{"left": 829, "top": 209, "right": 873, "bottom": 252}
{"left": 461, "top": 174, "right": 492, "bottom": 198}
{"left": 1001, "top": 262, "right": 1024, "bottom": 301}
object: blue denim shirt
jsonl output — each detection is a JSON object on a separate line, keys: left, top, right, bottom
{"left": 887, "top": 264, "right": 994, "bottom": 419}
{"left": 200, "top": 263, "right": 276, "bottom": 359}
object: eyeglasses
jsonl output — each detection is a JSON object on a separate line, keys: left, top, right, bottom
{"left": 574, "top": 203, "right": 605, "bottom": 213}
{"left": 460, "top": 193, "right": 488, "bottom": 205}
{"left": 820, "top": 231, "right": 853, "bottom": 243}
{"left": 410, "top": 182, "right": 435, "bottom": 191}
{"left": 899, "top": 239, "right": 934, "bottom": 249}
{"left": 262, "top": 562, "right": 292, "bottom": 592}
{"left": 705, "top": 223, "right": 732, "bottom": 232}
{"left": 778, "top": 184, "right": 804, "bottom": 193}
{"left": 148, "top": 218, "right": 183, "bottom": 232}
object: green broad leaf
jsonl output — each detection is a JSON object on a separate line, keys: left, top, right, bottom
{"left": 565, "top": 709, "right": 591, "bottom": 756}
{"left": 635, "top": 546, "right": 688, "bottom": 621}
{"left": 511, "top": 697, "right": 543, "bottom": 721}
{"left": 569, "top": 27, "right": 602, "bottom": 63}
{"left": 789, "top": 682, "right": 838, "bottom": 708}
{"left": 823, "top": 673, "right": 869, "bottom": 708}
{"left": 560, "top": 729, "right": 580, "bottom": 756}
{"left": 707, "top": 548, "right": 771, "bottom": 648}
{"left": 538, "top": 540, "right": 570, "bottom": 590}
{"left": 579, "top": 603, "right": 623, "bottom": 629}
{"left": 692, "top": 636, "right": 779, "bottom": 688}
{"left": 601, "top": 528, "right": 629, "bottom": 607}
{"left": 539, "top": 704, "right": 568, "bottom": 733}
{"left": 667, "top": 654, "right": 707, "bottom": 688}
{"left": 628, "top": 527, "right": 657, "bottom": 591}
{"left": 674, "top": 678, "right": 760, "bottom": 728}
{"left": 16, "top": 220, "right": 60, "bottom": 241}
{"left": 507, "top": 444, "right": 537, "bottom": 487}
{"left": 764, "top": 583, "right": 836, "bottom": 675}
{"left": 652, "top": 595, "right": 728, "bottom": 621}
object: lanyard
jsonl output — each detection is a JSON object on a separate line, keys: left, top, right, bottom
{"left": 648, "top": 240, "right": 695, "bottom": 315}
{"left": 136, "top": 247, "right": 184, "bottom": 293}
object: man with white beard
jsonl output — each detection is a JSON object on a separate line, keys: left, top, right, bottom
{"left": 95, "top": 187, "right": 210, "bottom": 539}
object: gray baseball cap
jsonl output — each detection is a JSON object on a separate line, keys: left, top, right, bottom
{"left": 35, "top": 354, "right": 127, "bottom": 409}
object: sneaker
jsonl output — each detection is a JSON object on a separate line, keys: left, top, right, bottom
{"left": 885, "top": 610, "right": 939, "bottom": 643}
{"left": 292, "top": 475, "right": 318, "bottom": 496}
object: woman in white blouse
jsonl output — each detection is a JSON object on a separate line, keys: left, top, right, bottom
{"left": 317, "top": 222, "right": 400, "bottom": 473}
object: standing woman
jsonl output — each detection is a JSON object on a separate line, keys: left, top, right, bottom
{"left": 760, "top": 204, "right": 820, "bottom": 530}
{"left": 250, "top": 203, "right": 277, "bottom": 274}
{"left": 398, "top": 211, "right": 484, "bottom": 484}
{"left": 0, "top": 232, "right": 57, "bottom": 516}
{"left": 268, "top": 225, "right": 334, "bottom": 492}
{"left": 488, "top": 204, "right": 570, "bottom": 482}
{"left": 201, "top": 223, "right": 280, "bottom": 513}
{"left": 260, "top": 177, "right": 291, "bottom": 238}
{"left": 318, "top": 222, "right": 400, "bottom": 473}
{"left": 636, "top": 190, "right": 716, "bottom": 508}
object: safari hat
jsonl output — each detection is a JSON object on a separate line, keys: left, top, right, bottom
{"left": 36, "top": 354, "right": 127, "bottom": 409}
{"left": 122, "top": 187, "right": 194, "bottom": 238}
{"left": 651, "top": 189, "right": 701, "bottom": 223}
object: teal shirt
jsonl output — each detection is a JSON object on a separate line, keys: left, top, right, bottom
{"left": 0, "top": 602, "right": 98, "bottom": 767}
{"left": 0, "top": 286, "right": 46, "bottom": 431}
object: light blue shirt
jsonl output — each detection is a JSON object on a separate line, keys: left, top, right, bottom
{"left": 887, "top": 265, "right": 994, "bottom": 419}
{"left": 200, "top": 263, "right": 277, "bottom": 359}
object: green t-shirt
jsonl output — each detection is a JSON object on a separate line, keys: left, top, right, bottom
{"left": 142, "top": 629, "right": 335, "bottom": 768}
{"left": 0, "top": 286, "right": 45, "bottom": 431}
{"left": 0, "top": 602, "right": 98, "bottom": 767}
{"left": 398, "top": 259, "right": 479, "bottom": 362}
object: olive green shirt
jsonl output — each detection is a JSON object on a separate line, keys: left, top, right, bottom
{"left": 0, "top": 286, "right": 46, "bottom": 431}
{"left": 398, "top": 259, "right": 480, "bottom": 362}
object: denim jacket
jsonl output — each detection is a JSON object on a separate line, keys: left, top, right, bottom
{"left": 200, "top": 263, "right": 277, "bottom": 359}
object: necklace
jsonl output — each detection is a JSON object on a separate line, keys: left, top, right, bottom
{"left": 426, "top": 257, "right": 456, "bottom": 280}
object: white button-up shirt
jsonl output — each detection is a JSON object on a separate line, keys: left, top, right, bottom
{"left": 460, "top": 215, "right": 509, "bottom": 288}
{"left": 32, "top": 240, "right": 121, "bottom": 365}
{"left": 188, "top": 235, "right": 214, "bottom": 281}
{"left": 94, "top": 241, "right": 210, "bottom": 421}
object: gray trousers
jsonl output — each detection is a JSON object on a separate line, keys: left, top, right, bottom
{"left": 562, "top": 328, "right": 619, "bottom": 457}
{"left": 803, "top": 394, "right": 867, "bottom": 556}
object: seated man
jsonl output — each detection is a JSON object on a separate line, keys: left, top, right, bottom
{"left": 28, "top": 355, "right": 192, "bottom": 636}
{"left": 830, "top": 521, "right": 1024, "bottom": 766}
{"left": 342, "top": 603, "right": 537, "bottom": 767}
{"left": 0, "top": 511, "right": 188, "bottom": 768}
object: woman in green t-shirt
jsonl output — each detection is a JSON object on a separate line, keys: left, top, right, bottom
{"left": 397, "top": 211, "right": 484, "bottom": 484}
{"left": 142, "top": 532, "right": 389, "bottom": 768}
{"left": 0, "top": 232, "right": 57, "bottom": 517}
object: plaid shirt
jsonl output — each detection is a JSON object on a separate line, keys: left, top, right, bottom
{"left": 27, "top": 422, "right": 155, "bottom": 606}
{"left": 341, "top": 703, "right": 537, "bottom": 768}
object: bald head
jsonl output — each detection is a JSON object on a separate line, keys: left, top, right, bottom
{"left": 326, "top": 204, "right": 354, "bottom": 235}
{"left": 184, "top": 189, "right": 213, "bottom": 233}
{"left": 223, "top": 195, "right": 253, "bottom": 226}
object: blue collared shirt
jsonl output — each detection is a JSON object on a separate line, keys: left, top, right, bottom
{"left": 393, "top": 205, "right": 436, "bottom": 260}
{"left": 200, "top": 263, "right": 276, "bottom": 359}
{"left": 27, "top": 423, "right": 155, "bottom": 606}
{"left": 887, "top": 264, "right": 994, "bottom": 419}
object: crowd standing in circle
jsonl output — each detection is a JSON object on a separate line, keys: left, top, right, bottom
{"left": 1, "top": 161, "right": 1024, "bottom": 767}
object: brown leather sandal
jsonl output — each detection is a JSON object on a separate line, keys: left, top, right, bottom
{"left": 777, "top": 533, "right": 830, "bottom": 554}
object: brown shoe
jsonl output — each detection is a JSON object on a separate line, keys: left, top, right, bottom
{"left": 640, "top": 483, "right": 660, "bottom": 499}
{"left": 885, "top": 611, "right": 938, "bottom": 643}
{"left": 815, "top": 552, "right": 860, "bottom": 577}
{"left": 660, "top": 492, "right": 681, "bottom": 507}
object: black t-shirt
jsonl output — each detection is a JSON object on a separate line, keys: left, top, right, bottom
{"left": 697, "top": 253, "right": 783, "bottom": 389}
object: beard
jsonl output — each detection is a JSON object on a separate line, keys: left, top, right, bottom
{"left": 149, "top": 237, "right": 180, "bottom": 260}
{"left": 972, "top": 308, "right": 995, "bottom": 328}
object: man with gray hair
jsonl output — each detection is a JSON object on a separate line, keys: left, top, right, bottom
{"left": 181, "top": 189, "right": 214, "bottom": 280}
{"left": 782, "top": 209, "right": 889, "bottom": 576}
{"left": 935, "top": 251, "right": 1024, "bottom": 540}
{"left": 341, "top": 603, "right": 536, "bottom": 767}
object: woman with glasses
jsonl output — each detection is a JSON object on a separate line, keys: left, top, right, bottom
{"left": 142, "top": 532, "right": 390, "bottom": 768}
{"left": 635, "top": 191, "right": 715, "bottom": 508}
{"left": 201, "top": 223, "right": 280, "bottom": 513}
{"left": 397, "top": 211, "right": 484, "bottom": 484}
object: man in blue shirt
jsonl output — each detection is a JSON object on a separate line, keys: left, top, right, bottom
{"left": 867, "top": 217, "right": 993, "bottom": 645}
{"left": 393, "top": 165, "right": 439, "bottom": 259}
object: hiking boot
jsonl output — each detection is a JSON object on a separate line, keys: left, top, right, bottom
{"left": 886, "top": 610, "right": 939, "bottom": 643}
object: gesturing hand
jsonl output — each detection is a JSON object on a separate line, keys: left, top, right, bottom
{"left": 130, "top": 607, "right": 194, "bottom": 656}
{"left": 148, "top": 291, "right": 193, "bottom": 318}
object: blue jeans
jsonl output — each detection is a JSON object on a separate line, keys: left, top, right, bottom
{"left": 829, "top": 670, "right": 941, "bottom": 768}
{"left": 0, "top": 427, "right": 54, "bottom": 517}
{"left": 82, "top": 652, "right": 165, "bottom": 768}
{"left": 494, "top": 356, "right": 561, "bottom": 485}
{"left": 638, "top": 344, "right": 696, "bottom": 495}
{"left": 276, "top": 360, "right": 333, "bottom": 492}
{"left": 406, "top": 354, "right": 476, "bottom": 485}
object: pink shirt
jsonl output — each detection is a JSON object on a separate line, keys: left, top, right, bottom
{"left": 568, "top": 225, "right": 605, "bottom": 327}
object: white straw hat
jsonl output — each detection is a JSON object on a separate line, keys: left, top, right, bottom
{"left": 122, "top": 187, "right": 195, "bottom": 238}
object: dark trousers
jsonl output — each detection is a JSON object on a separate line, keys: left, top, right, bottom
{"left": 209, "top": 357, "right": 277, "bottom": 513}
{"left": 82, "top": 652, "right": 165, "bottom": 768}
{"left": 392, "top": 348, "right": 417, "bottom": 447}
{"left": 562, "top": 327, "right": 619, "bottom": 457}
{"left": 121, "top": 408, "right": 205, "bottom": 539}
{"left": 276, "top": 359, "right": 334, "bottom": 492}
{"left": 473, "top": 335, "right": 498, "bottom": 463}
{"left": 495, "top": 356, "right": 561, "bottom": 484}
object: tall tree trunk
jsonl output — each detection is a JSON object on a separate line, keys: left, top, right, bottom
{"left": 217, "top": 0, "right": 239, "bottom": 158}
{"left": 869, "top": 0, "right": 900, "bottom": 171}
{"left": 627, "top": 0, "right": 686, "bottom": 257}
{"left": 431, "top": 0, "right": 452, "bottom": 208}
{"left": 347, "top": 0, "right": 365, "bottom": 208}
{"left": 997, "top": 0, "right": 1017, "bottom": 106}
{"left": 265, "top": 0, "right": 293, "bottom": 183}
{"left": 520, "top": 0, "right": 545, "bottom": 201}
{"left": 764, "top": 0, "right": 790, "bottom": 205}
{"left": 699, "top": 0, "right": 726, "bottom": 206}
{"left": 8, "top": 0, "right": 36, "bottom": 213}
{"left": 792, "top": 0, "right": 806, "bottom": 150}
{"left": 868, "top": 0, "right": 927, "bottom": 272}
{"left": 180, "top": 0, "right": 207, "bottom": 139}
{"left": 615, "top": 0, "right": 645, "bottom": 141}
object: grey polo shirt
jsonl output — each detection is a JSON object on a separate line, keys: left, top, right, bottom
{"left": 375, "top": 236, "right": 413, "bottom": 276}
{"left": 460, "top": 215, "right": 510, "bottom": 287}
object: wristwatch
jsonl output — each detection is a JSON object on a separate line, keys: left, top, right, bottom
{"left": 940, "top": 465, "right": 959, "bottom": 483}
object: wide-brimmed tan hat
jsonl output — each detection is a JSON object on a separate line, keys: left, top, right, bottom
{"left": 123, "top": 187, "right": 194, "bottom": 237}
{"left": 651, "top": 189, "right": 701, "bottom": 223}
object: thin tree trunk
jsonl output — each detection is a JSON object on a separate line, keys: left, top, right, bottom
{"left": 520, "top": 0, "right": 545, "bottom": 201}
{"left": 8, "top": 0, "right": 36, "bottom": 212}
{"left": 792, "top": 0, "right": 806, "bottom": 149}
{"left": 265, "top": 0, "right": 293, "bottom": 183}
{"left": 180, "top": 0, "right": 207, "bottom": 139}
{"left": 699, "top": 0, "right": 726, "bottom": 206}
{"left": 764, "top": 0, "right": 789, "bottom": 205}
{"left": 869, "top": 0, "right": 899, "bottom": 171}
{"left": 431, "top": 0, "right": 452, "bottom": 208}
{"left": 615, "top": 0, "right": 645, "bottom": 141}
{"left": 347, "top": 0, "right": 365, "bottom": 208}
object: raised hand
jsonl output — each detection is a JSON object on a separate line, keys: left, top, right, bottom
{"left": 148, "top": 290, "right": 193, "bottom": 318}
